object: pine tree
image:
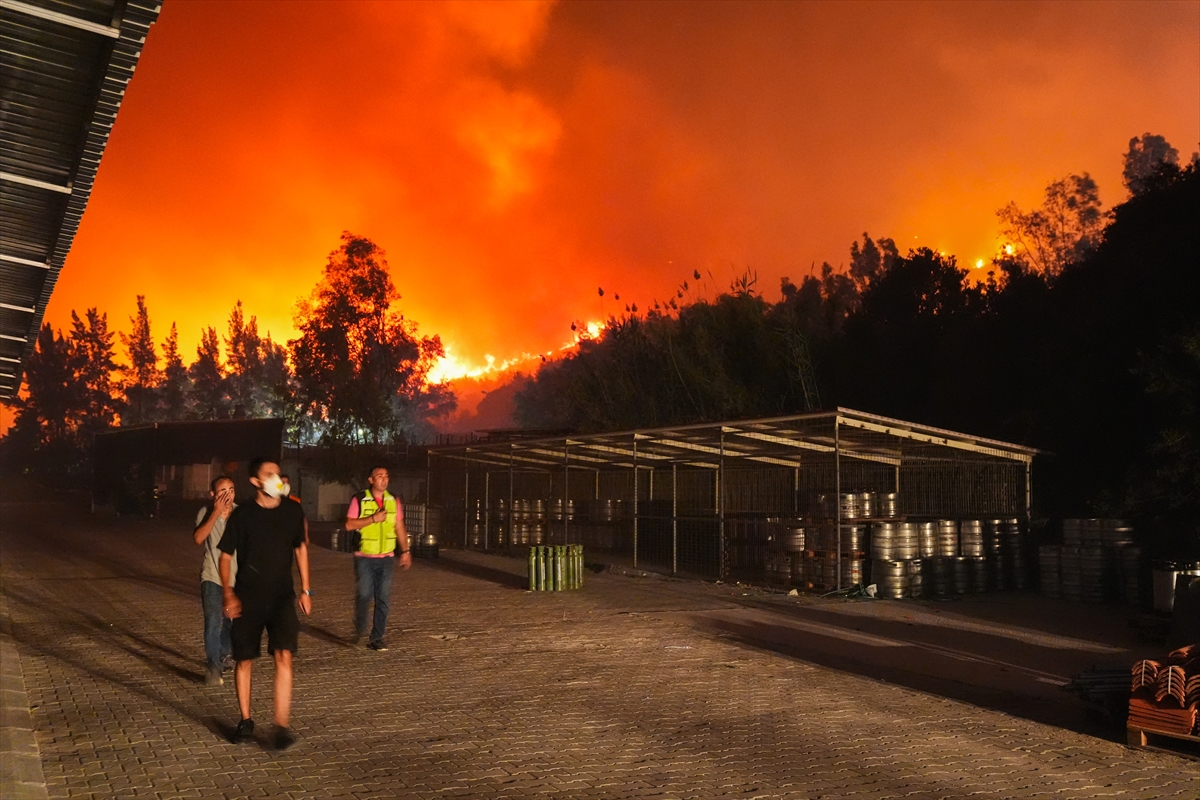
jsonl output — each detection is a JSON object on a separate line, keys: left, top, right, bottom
{"left": 120, "top": 295, "right": 160, "bottom": 425}
{"left": 68, "top": 308, "right": 122, "bottom": 433}
{"left": 189, "top": 326, "right": 228, "bottom": 419}
{"left": 160, "top": 322, "right": 190, "bottom": 420}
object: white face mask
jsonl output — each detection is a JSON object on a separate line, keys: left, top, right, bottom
{"left": 280, "top": 483, "right": 291, "bottom": 497}
{"left": 260, "top": 477, "right": 285, "bottom": 499}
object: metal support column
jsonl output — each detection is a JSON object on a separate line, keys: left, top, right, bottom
{"left": 508, "top": 446, "right": 515, "bottom": 552}
{"left": 671, "top": 463, "right": 678, "bottom": 575}
{"left": 834, "top": 420, "right": 842, "bottom": 590}
{"left": 793, "top": 467, "right": 800, "bottom": 516}
{"left": 1024, "top": 460, "right": 1032, "bottom": 522}
{"left": 483, "top": 470, "right": 490, "bottom": 550}
{"left": 563, "top": 445, "right": 570, "bottom": 544}
{"left": 632, "top": 435, "right": 639, "bottom": 568}
{"left": 463, "top": 448, "right": 470, "bottom": 549}
{"left": 718, "top": 430, "right": 726, "bottom": 581}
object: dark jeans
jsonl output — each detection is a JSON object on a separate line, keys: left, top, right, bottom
{"left": 354, "top": 556, "right": 395, "bottom": 644}
{"left": 200, "top": 580, "right": 232, "bottom": 671}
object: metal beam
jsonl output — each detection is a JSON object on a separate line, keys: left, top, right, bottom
{"left": 0, "top": 254, "right": 50, "bottom": 269}
{"left": 0, "top": 171, "right": 72, "bottom": 194}
{"left": 0, "top": 0, "right": 122, "bottom": 38}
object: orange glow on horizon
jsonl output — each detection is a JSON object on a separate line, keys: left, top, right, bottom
{"left": 13, "top": 0, "right": 1197, "bottom": 422}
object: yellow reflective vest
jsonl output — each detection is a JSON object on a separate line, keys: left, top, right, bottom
{"left": 357, "top": 491, "right": 400, "bottom": 555}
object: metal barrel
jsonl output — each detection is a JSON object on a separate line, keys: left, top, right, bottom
{"left": 858, "top": 492, "right": 875, "bottom": 520}
{"left": 870, "top": 523, "right": 895, "bottom": 560}
{"left": 969, "top": 557, "right": 989, "bottom": 593}
{"left": 880, "top": 492, "right": 899, "bottom": 519}
{"left": 984, "top": 519, "right": 1004, "bottom": 558}
{"left": 936, "top": 520, "right": 958, "bottom": 557}
{"left": 908, "top": 559, "right": 925, "bottom": 598}
{"left": 929, "top": 556, "right": 952, "bottom": 597}
{"left": 1062, "top": 518, "right": 1082, "bottom": 547}
{"left": 783, "top": 526, "right": 806, "bottom": 552}
{"left": 918, "top": 522, "right": 936, "bottom": 559}
{"left": 952, "top": 557, "right": 970, "bottom": 594}
{"left": 1079, "top": 546, "right": 1106, "bottom": 603}
{"left": 1038, "top": 545, "right": 1061, "bottom": 597}
{"left": 873, "top": 559, "right": 908, "bottom": 599}
{"left": 839, "top": 492, "right": 860, "bottom": 520}
{"left": 1060, "top": 546, "right": 1082, "bottom": 601}
{"left": 959, "top": 519, "right": 984, "bottom": 558}
{"left": 894, "top": 522, "right": 918, "bottom": 561}
{"left": 840, "top": 524, "right": 866, "bottom": 553}
{"left": 841, "top": 557, "right": 864, "bottom": 588}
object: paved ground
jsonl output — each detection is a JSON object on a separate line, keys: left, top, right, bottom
{"left": 1, "top": 487, "right": 1198, "bottom": 799}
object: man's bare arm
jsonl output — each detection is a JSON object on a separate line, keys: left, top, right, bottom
{"left": 295, "top": 542, "right": 312, "bottom": 615}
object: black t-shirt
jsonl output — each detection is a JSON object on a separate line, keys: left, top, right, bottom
{"left": 218, "top": 499, "right": 306, "bottom": 603}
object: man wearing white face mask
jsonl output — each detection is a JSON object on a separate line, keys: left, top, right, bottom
{"left": 218, "top": 457, "right": 312, "bottom": 750}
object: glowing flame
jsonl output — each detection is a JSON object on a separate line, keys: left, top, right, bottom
{"left": 429, "top": 319, "right": 608, "bottom": 384}
{"left": 429, "top": 347, "right": 537, "bottom": 384}
{"left": 974, "top": 259, "right": 985, "bottom": 269}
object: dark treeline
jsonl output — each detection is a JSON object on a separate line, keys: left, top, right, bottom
{"left": 516, "top": 144, "right": 1199, "bottom": 556}
{"left": 2, "top": 234, "right": 452, "bottom": 482}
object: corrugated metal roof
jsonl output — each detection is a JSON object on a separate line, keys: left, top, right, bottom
{"left": 429, "top": 407, "right": 1042, "bottom": 471}
{"left": 0, "top": 0, "right": 162, "bottom": 398}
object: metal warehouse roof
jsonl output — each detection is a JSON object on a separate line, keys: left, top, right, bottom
{"left": 0, "top": 0, "right": 161, "bottom": 398}
{"left": 429, "top": 407, "right": 1041, "bottom": 470}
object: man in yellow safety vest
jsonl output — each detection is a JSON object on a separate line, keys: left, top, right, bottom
{"left": 343, "top": 465, "right": 411, "bottom": 650}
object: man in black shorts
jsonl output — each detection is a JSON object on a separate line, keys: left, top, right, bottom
{"left": 219, "top": 457, "right": 312, "bottom": 749}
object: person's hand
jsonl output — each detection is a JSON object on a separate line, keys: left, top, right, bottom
{"left": 399, "top": 551, "right": 412, "bottom": 570}
{"left": 223, "top": 594, "right": 242, "bottom": 619}
{"left": 298, "top": 593, "right": 312, "bottom": 615}
{"left": 373, "top": 510, "right": 387, "bottom": 523}
{"left": 215, "top": 492, "right": 233, "bottom": 518}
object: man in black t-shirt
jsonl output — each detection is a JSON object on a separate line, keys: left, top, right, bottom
{"left": 218, "top": 457, "right": 312, "bottom": 750}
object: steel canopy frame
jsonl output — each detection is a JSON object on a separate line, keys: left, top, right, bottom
{"left": 430, "top": 408, "right": 1041, "bottom": 580}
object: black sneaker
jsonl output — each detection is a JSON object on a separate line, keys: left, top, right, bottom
{"left": 233, "top": 718, "right": 255, "bottom": 744}
{"left": 273, "top": 726, "right": 297, "bottom": 750}
{"left": 205, "top": 668, "right": 223, "bottom": 686}
{"left": 368, "top": 640, "right": 388, "bottom": 651}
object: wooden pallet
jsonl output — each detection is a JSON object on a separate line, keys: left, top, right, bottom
{"left": 1127, "top": 725, "right": 1200, "bottom": 753}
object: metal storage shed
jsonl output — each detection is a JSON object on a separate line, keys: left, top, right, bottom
{"left": 428, "top": 408, "right": 1041, "bottom": 587}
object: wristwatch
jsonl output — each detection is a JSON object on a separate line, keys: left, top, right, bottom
{"left": 302, "top": 589, "right": 314, "bottom": 596}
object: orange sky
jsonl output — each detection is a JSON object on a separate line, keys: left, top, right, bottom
{"left": 36, "top": 0, "right": 1200, "bottom": 379}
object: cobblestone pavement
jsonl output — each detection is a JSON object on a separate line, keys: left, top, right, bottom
{"left": 1, "top": 494, "right": 1197, "bottom": 799}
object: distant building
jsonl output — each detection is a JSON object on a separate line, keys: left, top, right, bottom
{"left": 93, "top": 419, "right": 284, "bottom": 514}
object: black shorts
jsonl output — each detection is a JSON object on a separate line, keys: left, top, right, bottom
{"left": 231, "top": 593, "right": 299, "bottom": 660}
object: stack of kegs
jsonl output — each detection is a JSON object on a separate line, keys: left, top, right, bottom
{"left": 491, "top": 499, "right": 508, "bottom": 547}
{"left": 1000, "top": 519, "right": 1027, "bottom": 589}
{"left": 865, "top": 516, "right": 1024, "bottom": 600}
{"left": 879, "top": 492, "right": 899, "bottom": 519}
{"left": 1042, "top": 519, "right": 1140, "bottom": 604}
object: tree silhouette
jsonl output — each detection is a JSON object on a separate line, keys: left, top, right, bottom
{"left": 289, "top": 232, "right": 452, "bottom": 447}
{"left": 120, "top": 295, "right": 160, "bottom": 425}
{"left": 1123, "top": 133, "right": 1179, "bottom": 196}
{"left": 189, "top": 326, "right": 227, "bottom": 419}
{"left": 997, "top": 173, "right": 1104, "bottom": 276}
{"left": 160, "top": 322, "right": 189, "bottom": 421}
